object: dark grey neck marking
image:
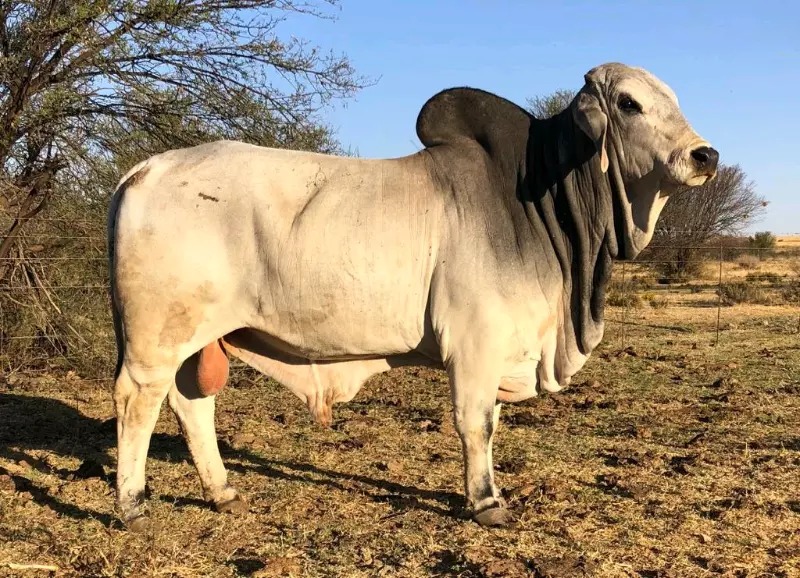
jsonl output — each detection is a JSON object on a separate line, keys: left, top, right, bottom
{"left": 416, "top": 87, "right": 626, "bottom": 360}
{"left": 522, "top": 109, "right": 622, "bottom": 356}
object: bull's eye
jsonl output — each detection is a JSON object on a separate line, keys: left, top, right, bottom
{"left": 618, "top": 95, "right": 642, "bottom": 114}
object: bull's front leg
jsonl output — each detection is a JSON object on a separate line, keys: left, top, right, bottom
{"left": 448, "top": 360, "right": 512, "bottom": 527}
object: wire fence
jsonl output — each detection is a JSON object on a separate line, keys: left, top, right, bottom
{"left": 1, "top": 230, "right": 799, "bottom": 381}
{"left": 605, "top": 243, "right": 800, "bottom": 348}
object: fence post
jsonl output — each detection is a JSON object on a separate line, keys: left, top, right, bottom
{"left": 715, "top": 245, "right": 723, "bottom": 345}
{"left": 620, "top": 260, "right": 627, "bottom": 349}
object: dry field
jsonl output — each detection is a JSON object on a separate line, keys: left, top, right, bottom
{"left": 778, "top": 236, "right": 800, "bottom": 249}
{"left": 1, "top": 244, "right": 799, "bottom": 577}
{"left": 608, "top": 236, "right": 800, "bottom": 311}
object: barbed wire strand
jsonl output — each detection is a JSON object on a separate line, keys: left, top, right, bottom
{"left": 1, "top": 240, "right": 798, "bottom": 376}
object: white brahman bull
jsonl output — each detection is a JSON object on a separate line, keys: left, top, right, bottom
{"left": 107, "top": 62, "right": 718, "bottom": 530}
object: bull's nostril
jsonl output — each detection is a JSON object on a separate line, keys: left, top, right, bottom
{"left": 691, "top": 148, "right": 709, "bottom": 164}
{"left": 691, "top": 146, "right": 719, "bottom": 171}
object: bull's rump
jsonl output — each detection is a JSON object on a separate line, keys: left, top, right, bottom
{"left": 112, "top": 141, "right": 444, "bottom": 360}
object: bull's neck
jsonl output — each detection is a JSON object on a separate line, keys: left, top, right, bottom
{"left": 522, "top": 109, "right": 623, "bottom": 356}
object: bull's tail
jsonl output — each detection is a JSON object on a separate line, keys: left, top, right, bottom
{"left": 107, "top": 161, "right": 150, "bottom": 380}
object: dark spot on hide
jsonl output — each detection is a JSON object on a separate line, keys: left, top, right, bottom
{"left": 482, "top": 407, "right": 495, "bottom": 442}
{"left": 198, "top": 192, "right": 220, "bottom": 202}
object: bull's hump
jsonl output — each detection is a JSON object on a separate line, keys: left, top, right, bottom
{"left": 415, "top": 87, "right": 531, "bottom": 152}
{"left": 414, "top": 87, "right": 533, "bottom": 204}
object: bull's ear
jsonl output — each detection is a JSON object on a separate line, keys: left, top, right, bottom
{"left": 573, "top": 90, "right": 609, "bottom": 173}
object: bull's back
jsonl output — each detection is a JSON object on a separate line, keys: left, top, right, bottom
{"left": 113, "top": 141, "right": 444, "bottom": 359}
{"left": 245, "top": 145, "right": 445, "bottom": 356}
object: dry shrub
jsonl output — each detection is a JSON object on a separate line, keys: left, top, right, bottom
{"left": 718, "top": 282, "right": 769, "bottom": 306}
{"left": 749, "top": 231, "right": 777, "bottom": 251}
{"left": 606, "top": 291, "right": 643, "bottom": 308}
{"left": 634, "top": 273, "right": 657, "bottom": 287}
{"left": 650, "top": 247, "right": 706, "bottom": 283}
{"left": 640, "top": 291, "right": 669, "bottom": 308}
{"left": 737, "top": 254, "right": 759, "bottom": 270}
{"left": 0, "top": 196, "right": 113, "bottom": 377}
{"left": 781, "top": 281, "right": 800, "bottom": 304}
{"left": 609, "top": 274, "right": 651, "bottom": 291}
{"left": 746, "top": 271, "right": 781, "bottom": 284}
{"left": 716, "top": 235, "right": 751, "bottom": 261}
{"left": 695, "top": 262, "right": 721, "bottom": 281}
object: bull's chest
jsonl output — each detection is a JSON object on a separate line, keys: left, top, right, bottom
{"left": 495, "top": 310, "right": 588, "bottom": 403}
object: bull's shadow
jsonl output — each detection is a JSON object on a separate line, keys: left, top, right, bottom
{"left": 0, "top": 392, "right": 462, "bottom": 525}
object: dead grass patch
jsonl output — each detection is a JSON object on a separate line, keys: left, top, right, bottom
{"left": 1, "top": 307, "right": 800, "bottom": 577}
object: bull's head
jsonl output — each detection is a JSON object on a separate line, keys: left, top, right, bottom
{"left": 571, "top": 62, "right": 718, "bottom": 258}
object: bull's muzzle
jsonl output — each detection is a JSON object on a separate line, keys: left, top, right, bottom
{"left": 690, "top": 145, "right": 719, "bottom": 177}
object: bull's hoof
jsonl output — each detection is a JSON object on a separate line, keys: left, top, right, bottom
{"left": 215, "top": 495, "right": 249, "bottom": 515}
{"left": 125, "top": 514, "right": 150, "bottom": 533}
{"left": 473, "top": 506, "right": 513, "bottom": 527}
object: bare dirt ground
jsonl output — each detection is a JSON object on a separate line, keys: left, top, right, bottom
{"left": 1, "top": 302, "right": 799, "bottom": 578}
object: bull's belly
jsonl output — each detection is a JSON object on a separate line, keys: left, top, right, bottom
{"left": 242, "top": 318, "right": 424, "bottom": 360}
{"left": 243, "top": 290, "right": 432, "bottom": 360}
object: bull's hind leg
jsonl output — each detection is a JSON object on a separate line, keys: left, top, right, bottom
{"left": 115, "top": 361, "right": 177, "bottom": 531}
{"left": 169, "top": 350, "right": 247, "bottom": 514}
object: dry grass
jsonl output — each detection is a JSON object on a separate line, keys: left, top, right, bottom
{"left": 671, "top": 256, "right": 797, "bottom": 285}
{"left": 605, "top": 245, "right": 800, "bottom": 312}
{"left": 2, "top": 304, "right": 800, "bottom": 578}
{"left": 1, "top": 241, "right": 799, "bottom": 577}
{"left": 737, "top": 255, "right": 760, "bottom": 270}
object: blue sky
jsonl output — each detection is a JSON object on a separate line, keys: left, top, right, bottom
{"left": 287, "top": 1, "right": 798, "bottom": 233}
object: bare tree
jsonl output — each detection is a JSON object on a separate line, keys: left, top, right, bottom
{"left": 646, "top": 164, "right": 766, "bottom": 278}
{"left": 0, "top": 1, "right": 370, "bottom": 373}
{"left": 652, "top": 164, "right": 765, "bottom": 241}
{"left": 0, "top": 0, "right": 370, "bottom": 277}
{"left": 526, "top": 89, "right": 576, "bottom": 119}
